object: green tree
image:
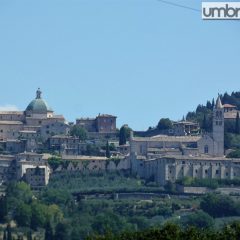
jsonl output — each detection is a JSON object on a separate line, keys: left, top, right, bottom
{"left": 14, "top": 203, "right": 32, "bottom": 227}
{"left": 31, "top": 202, "right": 47, "bottom": 230}
{"left": 227, "top": 149, "right": 240, "bottom": 158}
{"left": 119, "top": 125, "right": 131, "bottom": 145}
{"left": 70, "top": 125, "right": 87, "bottom": 141}
{"left": 54, "top": 222, "right": 70, "bottom": 240}
{"left": 106, "top": 141, "right": 110, "bottom": 158}
{"left": 27, "top": 231, "right": 32, "bottom": 240}
{"left": 3, "top": 230, "right": 7, "bottom": 240}
{"left": 164, "top": 181, "right": 176, "bottom": 192}
{"left": 45, "top": 222, "right": 54, "bottom": 240}
{"left": 0, "top": 197, "right": 8, "bottom": 222}
{"left": 157, "top": 118, "right": 172, "bottom": 130}
{"left": 200, "top": 193, "right": 237, "bottom": 218}
{"left": 182, "top": 210, "right": 214, "bottom": 229}
{"left": 6, "top": 224, "right": 12, "bottom": 240}
{"left": 235, "top": 112, "right": 240, "bottom": 134}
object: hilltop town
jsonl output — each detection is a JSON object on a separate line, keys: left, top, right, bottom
{"left": 1, "top": 88, "right": 240, "bottom": 189}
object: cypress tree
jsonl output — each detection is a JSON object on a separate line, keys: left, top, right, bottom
{"left": 44, "top": 222, "right": 54, "bottom": 240}
{"left": 27, "top": 231, "right": 32, "bottom": 240}
{"left": 106, "top": 141, "right": 110, "bottom": 158}
{"left": 212, "top": 98, "right": 215, "bottom": 109}
{"left": 0, "top": 197, "right": 8, "bottom": 222}
{"left": 236, "top": 112, "right": 240, "bottom": 134}
{"left": 202, "top": 114, "right": 207, "bottom": 131}
{"left": 3, "top": 230, "right": 7, "bottom": 240}
{"left": 6, "top": 224, "right": 12, "bottom": 240}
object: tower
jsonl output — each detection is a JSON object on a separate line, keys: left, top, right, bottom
{"left": 213, "top": 95, "right": 224, "bottom": 156}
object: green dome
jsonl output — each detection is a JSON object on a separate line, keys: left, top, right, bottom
{"left": 26, "top": 88, "right": 53, "bottom": 113}
{"left": 26, "top": 99, "right": 52, "bottom": 113}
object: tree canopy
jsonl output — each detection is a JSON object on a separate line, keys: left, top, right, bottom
{"left": 157, "top": 118, "right": 173, "bottom": 131}
{"left": 70, "top": 125, "right": 87, "bottom": 141}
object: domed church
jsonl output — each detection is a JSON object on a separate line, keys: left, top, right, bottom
{"left": 25, "top": 88, "right": 53, "bottom": 118}
{"left": 24, "top": 88, "right": 55, "bottom": 120}
{"left": 0, "top": 89, "right": 69, "bottom": 150}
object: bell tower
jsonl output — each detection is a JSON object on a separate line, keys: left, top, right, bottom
{"left": 213, "top": 95, "right": 224, "bottom": 157}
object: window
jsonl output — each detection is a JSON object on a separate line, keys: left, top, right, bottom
{"left": 216, "top": 170, "right": 219, "bottom": 175}
{"left": 204, "top": 145, "right": 209, "bottom": 154}
{"left": 195, "top": 169, "right": 198, "bottom": 174}
{"left": 205, "top": 169, "right": 208, "bottom": 174}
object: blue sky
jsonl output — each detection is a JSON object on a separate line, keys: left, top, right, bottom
{"left": 0, "top": 0, "right": 239, "bottom": 130}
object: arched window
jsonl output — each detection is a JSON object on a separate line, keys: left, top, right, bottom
{"left": 204, "top": 145, "right": 209, "bottom": 154}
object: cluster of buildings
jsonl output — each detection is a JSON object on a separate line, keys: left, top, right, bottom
{"left": 0, "top": 89, "right": 118, "bottom": 187}
{"left": 130, "top": 96, "right": 240, "bottom": 186}
{"left": 1, "top": 89, "right": 240, "bottom": 189}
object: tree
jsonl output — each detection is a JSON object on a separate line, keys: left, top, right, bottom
{"left": 202, "top": 114, "right": 208, "bottom": 131}
{"left": 157, "top": 118, "right": 172, "bottom": 131}
{"left": 55, "top": 222, "right": 70, "bottom": 240}
{"left": 106, "top": 141, "right": 110, "bottom": 158}
{"left": 31, "top": 202, "right": 48, "bottom": 230}
{"left": 6, "top": 224, "right": 12, "bottom": 240}
{"left": 0, "top": 197, "right": 8, "bottom": 222}
{"left": 182, "top": 210, "right": 214, "bottom": 229}
{"left": 119, "top": 125, "right": 131, "bottom": 145}
{"left": 206, "top": 101, "right": 212, "bottom": 110}
{"left": 70, "top": 125, "right": 87, "bottom": 141}
{"left": 235, "top": 112, "right": 240, "bottom": 134}
{"left": 212, "top": 98, "right": 215, "bottom": 109}
{"left": 14, "top": 203, "right": 32, "bottom": 227}
{"left": 45, "top": 222, "right": 54, "bottom": 240}
{"left": 27, "top": 231, "right": 32, "bottom": 240}
{"left": 3, "top": 230, "right": 7, "bottom": 240}
{"left": 227, "top": 149, "right": 240, "bottom": 158}
{"left": 200, "top": 193, "right": 237, "bottom": 218}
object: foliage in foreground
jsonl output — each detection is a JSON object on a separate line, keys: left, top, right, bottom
{"left": 87, "top": 222, "right": 240, "bottom": 240}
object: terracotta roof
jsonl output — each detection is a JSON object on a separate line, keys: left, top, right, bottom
{"left": 223, "top": 104, "right": 237, "bottom": 108}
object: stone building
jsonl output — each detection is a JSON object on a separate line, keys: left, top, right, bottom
{"left": 76, "top": 114, "right": 117, "bottom": 133}
{"left": 25, "top": 166, "right": 50, "bottom": 188}
{"left": 49, "top": 135, "right": 87, "bottom": 155}
{"left": 130, "top": 96, "right": 240, "bottom": 185}
{"left": 0, "top": 88, "right": 70, "bottom": 153}
{"left": 172, "top": 121, "right": 200, "bottom": 136}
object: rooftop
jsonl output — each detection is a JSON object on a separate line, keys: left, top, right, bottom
{"left": 0, "top": 121, "right": 23, "bottom": 125}
{"left": 0, "top": 111, "right": 24, "bottom": 114}
{"left": 133, "top": 135, "right": 201, "bottom": 142}
{"left": 223, "top": 104, "right": 237, "bottom": 108}
{"left": 62, "top": 155, "right": 108, "bottom": 161}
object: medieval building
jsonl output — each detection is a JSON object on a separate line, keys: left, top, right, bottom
{"left": 130, "top": 96, "right": 240, "bottom": 186}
